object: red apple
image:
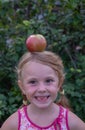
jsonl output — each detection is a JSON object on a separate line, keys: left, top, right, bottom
{"left": 26, "top": 34, "right": 47, "bottom": 52}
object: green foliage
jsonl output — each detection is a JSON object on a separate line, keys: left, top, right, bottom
{"left": 0, "top": 0, "right": 85, "bottom": 126}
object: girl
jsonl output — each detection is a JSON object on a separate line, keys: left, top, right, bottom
{"left": 1, "top": 51, "right": 85, "bottom": 130}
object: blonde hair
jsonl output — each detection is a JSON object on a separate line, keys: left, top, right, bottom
{"left": 17, "top": 51, "right": 71, "bottom": 110}
{"left": 17, "top": 51, "right": 64, "bottom": 85}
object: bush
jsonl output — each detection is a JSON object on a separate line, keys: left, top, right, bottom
{"left": 0, "top": 0, "right": 85, "bottom": 126}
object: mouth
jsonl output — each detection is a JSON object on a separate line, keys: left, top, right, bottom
{"left": 34, "top": 95, "right": 50, "bottom": 102}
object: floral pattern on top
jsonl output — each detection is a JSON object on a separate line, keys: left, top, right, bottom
{"left": 18, "top": 106, "right": 69, "bottom": 130}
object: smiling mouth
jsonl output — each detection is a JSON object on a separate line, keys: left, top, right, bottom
{"left": 34, "top": 96, "right": 50, "bottom": 102}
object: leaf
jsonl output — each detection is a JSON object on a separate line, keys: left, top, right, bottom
{"left": 23, "top": 20, "right": 30, "bottom": 26}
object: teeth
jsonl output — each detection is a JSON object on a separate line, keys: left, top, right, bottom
{"left": 35, "top": 96, "right": 49, "bottom": 101}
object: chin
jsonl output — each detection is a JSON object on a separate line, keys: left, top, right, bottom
{"left": 32, "top": 101, "right": 53, "bottom": 109}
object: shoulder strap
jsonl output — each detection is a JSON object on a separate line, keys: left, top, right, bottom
{"left": 57, "top": 106, "right": 70, "bottom": 130}
{"left": 18, "top": 108, "right": 21, "bottom": 130}
{"left": 18, "top": 106, "right": 28, "bottom": 130}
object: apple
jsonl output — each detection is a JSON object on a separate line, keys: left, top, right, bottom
{"left": 26, "top": 34, "right": 47, "bottom": 52}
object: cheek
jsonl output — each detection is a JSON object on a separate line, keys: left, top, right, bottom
{"left": 49, "top": 84, "right": 59, "bottom": 95}
{"left": 51, "top": 87, "right": 59, "bottom": 100}
{"left": 25, "top": 88, "right": 35, "bottom": 100}
{"left": 52, "top": 88, "right": 58, "bottom": 95}
{"left": 52, "top": 82, "right": 60, "bottom": 90}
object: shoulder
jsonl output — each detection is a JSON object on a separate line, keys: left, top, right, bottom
{"left": 68, "top": 110, "right": 85, "bottom": 130}
{"left": 1, "top": 110, "right": 19, "bottom": 130}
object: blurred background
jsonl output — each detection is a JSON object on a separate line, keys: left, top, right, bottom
{"left": 0, "top": 0, "right": 85, "bottom": 127}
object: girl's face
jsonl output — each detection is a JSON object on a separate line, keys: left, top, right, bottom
{"left": 18, "top": 61, "right": 60, "bottom": 109}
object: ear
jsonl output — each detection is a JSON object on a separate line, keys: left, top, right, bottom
{"left": 18, "top": 80, "right": 26, "bottom": 94}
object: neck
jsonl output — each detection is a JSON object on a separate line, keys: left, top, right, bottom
{"left": 27, "top": 103, "right": 59, "bottom": 127}
{"left": 28, "top": 103, "right": 57, "bottom": 115}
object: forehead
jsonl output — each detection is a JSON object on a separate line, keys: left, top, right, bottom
{"left": 22, "top": 61, "right": 57, "bottom": 77}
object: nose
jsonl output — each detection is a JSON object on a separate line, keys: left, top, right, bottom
{"left": 38, "top": 82, "right": 46, "bottom": 92}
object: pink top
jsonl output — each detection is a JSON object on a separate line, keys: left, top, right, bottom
{"left": 18, "top": 106, "right": 70, "bottom": 130}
